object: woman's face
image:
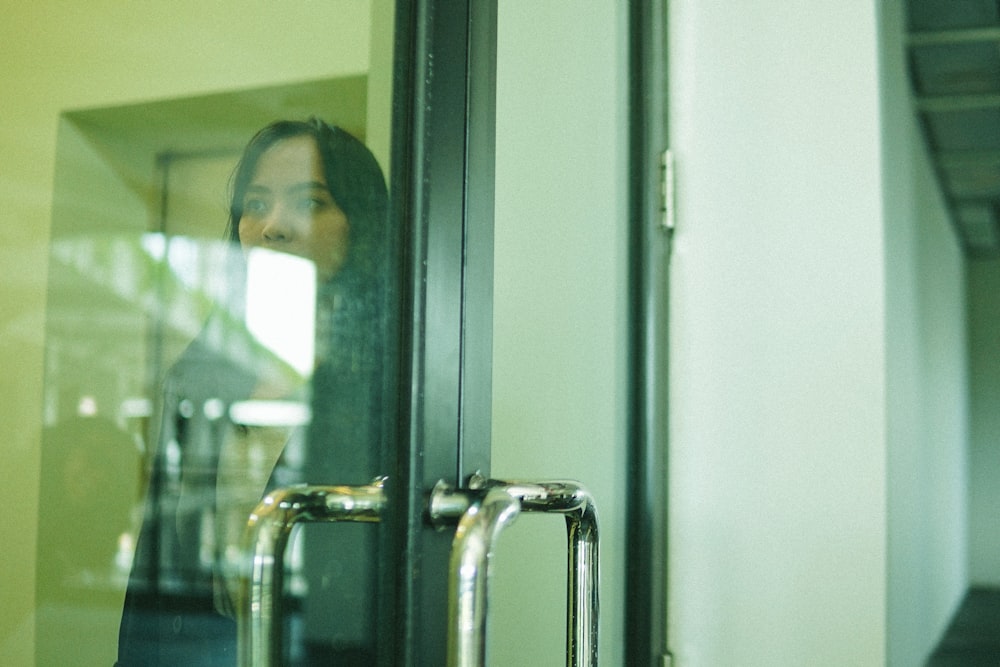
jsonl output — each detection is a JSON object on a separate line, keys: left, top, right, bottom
{"left": 237, "top": 135, "right": 349, "bottom": 282}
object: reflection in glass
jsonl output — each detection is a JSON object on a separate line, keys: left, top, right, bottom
{"left": 108, "top": 119, "right": 390, "bottom": 666}
{"left": 37, "top": 106, "right": 392, "bottom": 665}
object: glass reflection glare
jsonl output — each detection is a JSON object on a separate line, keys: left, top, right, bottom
{"left": 229, "top": 400, "right": 312, "bottom": 427}
{"left": 244, "top": 248, "right": 316, "bottom": 378}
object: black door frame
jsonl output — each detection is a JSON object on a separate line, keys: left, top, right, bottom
{"left": 388, "top": 1, "right": 497, "bottom": 664}
{"left": 628, "top": 1, "right": 671, "bottom": 665}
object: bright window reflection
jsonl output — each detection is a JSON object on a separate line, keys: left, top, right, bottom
{"left": 229, "top": 399, "right": 312, "bottom": 427}
{"left": 244, "top": 247, "right": 317, "bottom": 377}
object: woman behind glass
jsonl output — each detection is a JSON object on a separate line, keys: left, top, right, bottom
{"left": 116, "top": 118, "right": 390, "bottom": 667}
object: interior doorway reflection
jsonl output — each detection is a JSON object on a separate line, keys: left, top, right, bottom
{"left": 37, "top": 75, "right": 393, "bottom": 667}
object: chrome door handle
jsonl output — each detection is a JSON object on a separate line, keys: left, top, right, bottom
{"left": 499, "top": 480, "right": 600, "bottom": 667}
{"left": 431, "top": 477, "right": 600, "bottom": 667}
{"left": 237, "top": 478, "right": 387, "bottom": 667}
{"left": 443, "top": 485, "right": 522, "bottom": 667}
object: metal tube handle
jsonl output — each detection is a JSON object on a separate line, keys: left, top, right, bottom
{"left": 237, "top": 479, "right": 387, "bottom": 667}
{"left": 448, "top": 486, "right": 521, "bottom": 666}
{"left": 497, "top": 480, "right": 600, "bottom": 667}
{"left": 438, "top": 478, "right": 600, "bottom": 667}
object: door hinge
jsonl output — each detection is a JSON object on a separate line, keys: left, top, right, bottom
{"left": 659, "top": 148, "right": 676, "bottom": 234}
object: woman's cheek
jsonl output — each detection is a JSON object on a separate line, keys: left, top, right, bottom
{"left": 312, "top": 219, "right": 350, "bottom": 280}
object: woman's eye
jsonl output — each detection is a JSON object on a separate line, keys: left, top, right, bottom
{"left": 295, "top": 197, "right": 326, "bottom": 213}
{"left": 243, "top": 198, "right": 268, "bottom": 215}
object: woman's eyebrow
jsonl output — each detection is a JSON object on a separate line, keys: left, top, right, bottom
{"left": 245, "top": 181, "right": 327, "bottom": 193}
{"left": 287, "top": 181, "right": 329, "bottom": 193}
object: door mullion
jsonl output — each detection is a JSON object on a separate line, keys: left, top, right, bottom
{"left": 390, "top": 1, "right": 496, "bottom": 664}
{"left": 457, "top": 0, "right": 497, "bottom": 482}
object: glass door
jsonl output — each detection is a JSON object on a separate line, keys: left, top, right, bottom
{"left": 34, "top": 2, "right": 497, "bottom": 665}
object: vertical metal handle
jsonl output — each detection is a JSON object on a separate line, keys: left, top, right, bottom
{"left": 438, "top": 478, "right": 600, "bottom": 667}
{"left": 500, "top": 480, "right": 600, "bottom": 667}
{"left": 447, "top": 486, "right": 521, "bottom": 666}
{"left": 237, "top": 479, "right": 387, "bottom": 667}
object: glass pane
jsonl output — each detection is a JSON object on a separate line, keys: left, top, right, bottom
{"left": 35, "top": 4, "right": 397, "bottom": 666}
{"left": 490, "top": 2, "right": 627, "bottom": 665}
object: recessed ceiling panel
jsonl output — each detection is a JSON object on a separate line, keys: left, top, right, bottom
{"left": 907, "top": 0, "right": 999, "bottom": 31}
{"left": 911, "top": 42, "right": 1000, "bottom": 96}
{"left": 924, "top": 108, "right": 1000, "bottom": 152}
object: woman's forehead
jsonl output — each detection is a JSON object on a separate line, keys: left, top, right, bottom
{"left": 250, "top": 135, "right": 326, "bottom": 188}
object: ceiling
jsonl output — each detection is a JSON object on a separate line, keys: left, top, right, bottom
{"left": 906, "top": 0, "right": 1000, "bottom": 259}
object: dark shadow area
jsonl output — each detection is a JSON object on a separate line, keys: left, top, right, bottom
{"left": 926, "top": 587, "right": 1000, "bottom": 666}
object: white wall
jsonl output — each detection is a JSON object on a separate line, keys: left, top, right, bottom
{"left": 969, "top": 261, "right": 1000, "bottom": 585}
{"left": 881, "top": 1, "right": 970, "bottom": 664}
{"left": 667, "top": 1, "right": 968, "bottom": 664}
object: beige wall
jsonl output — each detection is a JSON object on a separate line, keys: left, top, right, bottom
{"left": 0, "top": 3, "right": 372, "bottom": 663}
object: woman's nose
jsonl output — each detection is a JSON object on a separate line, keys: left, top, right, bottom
{"left": 260, "top": 204, "right": 294, "bottom": 242}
